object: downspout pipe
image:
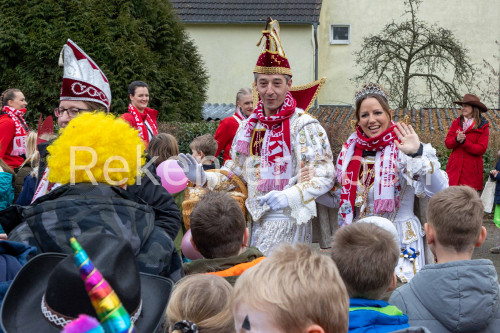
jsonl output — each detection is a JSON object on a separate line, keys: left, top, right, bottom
{"left": 498, "top": 59, "right": 500, "bottom": 109}
{"left": 313, "top": 22, "right": 319, "bottom": 108}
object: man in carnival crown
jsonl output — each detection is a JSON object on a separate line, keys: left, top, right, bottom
{"left": 179, "top": 19, "right": 334, "bottom": 255}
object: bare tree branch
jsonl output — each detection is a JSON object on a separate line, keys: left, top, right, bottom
{"left": 352, "top": 0, "right": 476, "bottom": 108}
{"left": 476, "top": 41, "right": 500, "bottom": 108}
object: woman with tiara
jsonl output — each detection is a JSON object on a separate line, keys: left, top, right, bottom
{"left": 320, "top": 83, "right": 448, "bottom": 282}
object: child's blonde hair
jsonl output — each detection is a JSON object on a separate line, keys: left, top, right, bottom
{"left": 18, "top": 131, "right": 40, "bottom": 177}
{"left": 331, "top": 222, "right": 399, "bottom": 299}
{"left": 233, "top": 243, "right": 349, "bottom": 333}
{"left": 166, "top": 275, "right": 234, "bottom": 333}
{"left": 428, "top": 185, "right": 484, "bottom": 252}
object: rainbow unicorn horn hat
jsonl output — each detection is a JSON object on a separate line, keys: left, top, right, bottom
{"left": 62, "top": 237, "right": 136, "bottom": 333}
{"left": 0, "top": 234, "right": 173, "bottom": 332}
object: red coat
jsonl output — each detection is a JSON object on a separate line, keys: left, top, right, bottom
{"left": 445, "top": 116, "right": 489, "bottom": 190}
{"left": 214, "top": 114, "right": 244, "bottom": 162}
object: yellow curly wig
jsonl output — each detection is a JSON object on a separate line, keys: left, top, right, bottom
{"left": 47, "top": 112, "right": 145, "bottom": 186}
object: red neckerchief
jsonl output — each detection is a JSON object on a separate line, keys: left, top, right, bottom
{"left": 127, "top": 104, "right": 158, "bottom": 143}
{"left": 336, "top": 123, "right": 398, "bottom": 226}
{"left": 234, "top": 91, "right": 296, "bottom": 191}
{"left": 2, "top": 106, "right": 29, "bottom": 156}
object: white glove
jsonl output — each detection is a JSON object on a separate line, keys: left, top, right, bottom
{"left": 259, "top": 190, "right": 289, "bottom": 211}
{"left": 177, "top": 153, "right": 207, "bottom": 186}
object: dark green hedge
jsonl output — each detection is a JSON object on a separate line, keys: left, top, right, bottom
{"left": 0, "top": 0, "right": 207, "bottom": 124}
{"left": 158, "top": 120, "right": 221, "bottom": 162}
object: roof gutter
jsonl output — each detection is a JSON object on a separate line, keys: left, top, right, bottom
{"left": 180, "top": 20, "right": 319, "bottom": 25}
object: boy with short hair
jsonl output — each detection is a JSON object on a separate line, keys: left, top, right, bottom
{"left": 233, "top": 243, "right": 349, "bottom": 333}
{"left": 183, "top": 191, "right": 264, "bottom": 285}
{"left": 390, "top": 186, "right": 500, "bottom": 332}
{"left": 331, "top": 220, "right": 410, "bottom": 332}
{"left": 189, "top": 134, "right": 218, "bottom": 170}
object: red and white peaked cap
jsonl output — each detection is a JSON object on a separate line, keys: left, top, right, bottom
{"left": 59, "top": 39, "right": 111, "bottom": 111}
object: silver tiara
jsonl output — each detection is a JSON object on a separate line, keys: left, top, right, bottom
{"left": 354, "top": 82, "right": 389, "bottom": 103}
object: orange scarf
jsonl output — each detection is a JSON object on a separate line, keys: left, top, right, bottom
{"left": 205, "top": 256, "right": 265, "bottom": 278}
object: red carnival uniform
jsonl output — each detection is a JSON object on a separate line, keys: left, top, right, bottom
{"left": 0, "top": 107, "right": 29, "bottom": 169}
{"left": 121, "top": 106, "right": 159, "bottom": 145}
{"left": 214, "top": 111, "right": 245, "bottom": 162}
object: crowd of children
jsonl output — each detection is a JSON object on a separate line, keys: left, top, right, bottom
{"left": 158, "top": 184, "right": 500, "bottom": 333}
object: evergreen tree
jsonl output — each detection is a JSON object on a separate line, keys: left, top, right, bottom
{"left": 0, "top": 0, "right": 208, "bottom": 124}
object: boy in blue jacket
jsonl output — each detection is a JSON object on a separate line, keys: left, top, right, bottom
{"left": 389, "top": 186, "right": 499, "bottom": 332}
{"left": 331, "top": 218, "right": 409, "bottom": 332}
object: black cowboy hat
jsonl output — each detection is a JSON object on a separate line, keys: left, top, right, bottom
{"left": 0, "top": 233, "right": 173, "bottom": 332}
{"left": 454, "top": 94, "right": 488, "bottom": 112}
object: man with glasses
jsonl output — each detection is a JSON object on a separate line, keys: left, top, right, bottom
{"left": 33, "top": 39, "right": 112, "bottom": 199}
{"left": 29, "top": 39, "right": 181, "bottom": 242}
{"left": 54, "top": 106, "right": 93, "bottom": 128}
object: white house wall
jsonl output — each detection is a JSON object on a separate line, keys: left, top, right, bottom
{"left": 184, "top": 24, "right": 315, "bottom": 104}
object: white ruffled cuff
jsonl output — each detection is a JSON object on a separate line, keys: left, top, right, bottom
{"left": 401, "top": 143, "right": 442, "bottom": 196}
{"left": 403, "top": 143, "right": 440, "bottom": 178}
{"left": 282, "top": 186, "right": 317, "bottom": 225}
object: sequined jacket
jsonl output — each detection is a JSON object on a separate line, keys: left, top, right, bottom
{"left": 206, "top": 108, "right": 335, "bottom": 225}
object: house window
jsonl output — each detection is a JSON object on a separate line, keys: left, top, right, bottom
{"left": 330, "top": 25, "right": 350, "bottom": 45}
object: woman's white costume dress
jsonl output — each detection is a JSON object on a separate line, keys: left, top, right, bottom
{"left": 326, "top": 139, "right": 448, "bottom": 282}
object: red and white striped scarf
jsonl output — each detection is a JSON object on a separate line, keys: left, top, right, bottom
{"left": 336, "top": 123, "right": 400, "bottom": 226}
{"left": 234, "top": 91, "right": 296, "bottom": 191}
{"left": 127, "top": 104, "right": 158, "bottom": 143}
{"left": 2, "top": 106, "right": 29, "bottom": 156}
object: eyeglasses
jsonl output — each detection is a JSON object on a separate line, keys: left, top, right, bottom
{"left": 54, "top": 107, "right": 91, "bottom": 118}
